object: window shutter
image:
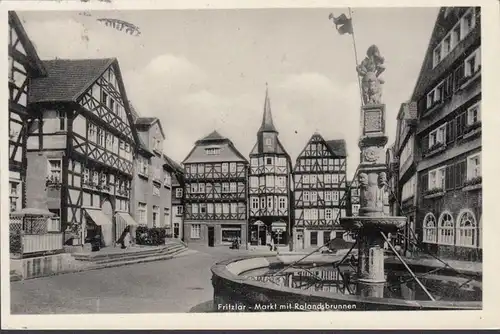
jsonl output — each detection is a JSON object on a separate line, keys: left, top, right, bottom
{"left": 422, "top": 135, "right": 429, "bottom": 153}
{"left": 456, "top": 112, "right": 464, "bottom": 137}
{"left": 460, "top": 160, "right": 467, "bottom": 186}
{"left": 445, "top": 165, "right": 455, "bottom": 190}
{"left": 421, "top": 173, "right": 429, "bottom": 193}
{"left": 446, "top": 74, "right": 453, "bottom": 98}
{"left": 446, "top": 122, "right": 453, "bottom": 144}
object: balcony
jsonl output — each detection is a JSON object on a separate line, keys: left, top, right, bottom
{"left": 462, "top": 176, "right": 482, "bottom": 192}
{"left": 45, "top": 175, "right": 62, "bottom": 189}
{"left": 9, "top": 211, "right": 64, "bottom": 258}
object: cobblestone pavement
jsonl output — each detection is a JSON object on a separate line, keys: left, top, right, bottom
{"left": 10, "top": 244, "right": 255, "bottom": 314}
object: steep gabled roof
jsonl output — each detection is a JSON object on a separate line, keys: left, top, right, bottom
{"left": 258, "top": 85, "right": 278, "bottom": 133}
{"left": 163, "top": 154, "right": 183, "bottom": 173}
{"left": 135, "top": 117, "right": 166, "bottom": 139}
{"left": 183, "top": 130, "right": 248, "bottom": 164}
{"left": 325, "top": 139, "right": 347, "bottom": 157}
{"left": 197, "top": 130, "right": 226, "bottom": 143}
{"left": 9, "top": 11, "right": 46, "bottom": 76}
{"left": 29, "top": 58, "right": 115, "bottom": 103}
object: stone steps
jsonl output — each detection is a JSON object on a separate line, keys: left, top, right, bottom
{"left": 92, "top": 245, "right": 186, "bottom": 265}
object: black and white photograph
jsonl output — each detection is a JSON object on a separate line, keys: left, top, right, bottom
{"left": 2, "top": 0, "right": 498, "bottom": 330}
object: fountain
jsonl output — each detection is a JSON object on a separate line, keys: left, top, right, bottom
{"left": 210, "top": 45, "right": 482, "bottom": 312}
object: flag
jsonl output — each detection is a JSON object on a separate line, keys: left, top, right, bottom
{"left": 328, "top": 13, "right": 353, "bottom": 35}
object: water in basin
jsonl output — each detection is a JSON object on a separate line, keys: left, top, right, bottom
{"left": 241, "top": 264, "right": 482, "bottom": 302}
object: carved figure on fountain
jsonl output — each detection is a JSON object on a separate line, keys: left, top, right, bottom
{"left": 356, "top": 45, "right": 385, "bottom": 106}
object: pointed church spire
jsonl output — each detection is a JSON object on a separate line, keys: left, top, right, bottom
{"left": 258, "top": 83, "right": 278, "bottom": 133}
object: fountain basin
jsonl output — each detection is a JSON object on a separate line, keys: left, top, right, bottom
{"left": 340, "top": 216, "right": 407, "bottom": 232}
{"left": 211, "top": 255, "right": 482, "bottom": 312}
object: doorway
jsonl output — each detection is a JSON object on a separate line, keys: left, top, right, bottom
{"left": 208, "top": 226, "right": 215, "bottom": 247}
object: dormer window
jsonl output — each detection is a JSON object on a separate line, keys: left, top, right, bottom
{"left": 205, "top": 147, "right": 221, "bottom": 155}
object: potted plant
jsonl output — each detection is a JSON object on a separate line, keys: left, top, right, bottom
{"left": 464, "top": 176, "right": 482, "bottom": 187}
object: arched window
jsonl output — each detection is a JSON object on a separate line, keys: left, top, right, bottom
{"left": 456, "top": 210, "right": 478, "bottom": 248}
{"left": 438, "top": 211, "right": 454, "bottom": 245}
{"left": 423, "top": 213, "right": 437, "bottom": 243}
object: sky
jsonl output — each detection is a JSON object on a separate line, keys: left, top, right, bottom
{"left": 19, "top": 7, "right": 439, "bottom": 179}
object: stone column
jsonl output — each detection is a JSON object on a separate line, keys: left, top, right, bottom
{"left": 356, "top": 104, "right": 389, "bottom": 284}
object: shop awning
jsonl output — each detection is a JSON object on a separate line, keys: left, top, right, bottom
{"left": 271, "top": 222, "right": 287, "bottom": 232}
{"left": 116, "top": 212, "right": 139, "bottom": 226}
{"left": 85, "top": 208, "right": 113, "bottom": 226}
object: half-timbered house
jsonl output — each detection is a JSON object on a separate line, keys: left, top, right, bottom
{"left": 164, "top": 155, "right": 185, "bottom": 240}
{"left": 292, "top": 133, "right": 348, "bottom": 249}
{"left": 130, "top": 116, "right": 172, "bottom": 232}
{"left": 248, "top": 87, "right": 292, "bottom": 247}
{"left": 8, "top": 11, "right": 46, "bottom": 213}
{"left": 183, "top": 131, "right": 248, "bottom": 247}
{"left": 27, "top": 58, "right": 139, "bottom": 247}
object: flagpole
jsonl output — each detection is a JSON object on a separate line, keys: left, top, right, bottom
{"left": 348, "top": 7, "right": 364, "bottom": 106}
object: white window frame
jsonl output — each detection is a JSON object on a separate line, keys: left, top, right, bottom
{"left": 456, "top": 209, "right": 478, "bottom": 248}
{"left": 467, "top": 152, "right": 481, "bottom": 180}
{"left": 325, "top": 208, "right": 333, "bottom": 220}
{"left": 464, "top": 48, "right": 481, "bottom": 77}
{"left": 438, "top": 211, "right": 455, "bottom": 246}
{"left": 251, "top": 158, "right": 258, "bottom": 167}
{"left": 423, "top": 213, "right": 437, "bottom": 243}
{"left": 429, "top": 124, "right": 446, "bottom": 147}
{"left": 192, "top": 203, "right": 199, "bottom": 214}
{"left": 176, "top": 188, "right": 183, "bottom": 198}
{"left": 467, "top": 102, "right": 481, "bottom": 125}
{"left": 279, "top": 197, "right": 287, "bottom": 210}
{"left": 303, "top": 191, "right": 310, "bottom": 202}
{"left": 138, "top": 202, "right": 147, "bottom": 225}
{"left": 222, "top": 163, "right": 228, "bottom": 173}
{"left": 176, "top": 206, "right": 183, "bottom": 215}
{"left": 428, "top": 166, "right": 446, "bottom": 190}
{"left": 152, "top": 184, "right": 160, "bottom": 197}
{"left": 48, "top": 159, "right": 62, "bottom": 183}
{"left": 251, "top": 197, "right": 259, "bottom": 209}
{"left": 190, "top": 224, "right": 201, "bottom": 239}
{"left": 325, "top": 191, "right": 332, "bottom": 201}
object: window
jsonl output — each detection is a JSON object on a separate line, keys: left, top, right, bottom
{"left": 323, "top": 231, "right": 331, "bottom": 246}
{"left": 438, "top": 212, "right": 454, "bottom": 245}
{"left": 310, "top": 191, "right": 317, "bottom": 202}
{"left": 176, "top": 206, "right": 183, "bottom": 215}
{"left": 192, "top": 203, "right": 199, "bottom": 214}
{"left": 265, "top": 138, "right": 272, "bottom": 146}
{"left": 221, "top": 163, "right": 228, "bottom": 173}
{"left": 303, "top": 191, "right": 310, "bottom": 201}
{"left": 230, "top": 203, "right": 237, "bottom": 214}
{"left": 467, "top": 153, "right": 481, "bottom": 180}
{"left": 251, "top": 158, "right": 258, "bottom": 167}
{"left": 230, "top": 163, "right": 236, "bottom": 173}
{"left": 190, "top": 224, "right": 201, "bottom": 239}
{"left": 428, "top": 124, "right": 446, "bottom": 148}
{"left": 311, "top": 209, "right": 318, "bottom": 219}
{"left": 9, "top": 181, "right": 19, "bottom": 212}
{"left": 164, "top": 208, "right": 170, "bottom": 228}
{"left": 278, "top": 158, "right": 287, "bottom": 167}
{"left": 310, "top": 231, "right": 318, "bottom": 246}
{"left": 47, "top": 209, "right": 61, "bottom": 232}
{"left": 423, "top": 213, "right": 437, "bottom": 243}
{"left": 58, "top": 110, "right": 66, "bottom": 131}
{"left": 197, "top": 164, "right": 204, "bottom": 175}
{"left": 207, "top": 203, "right": 214, "bottom": 214}
{"left": 176, "top": 188, "right": 183, "bottom": 198}
{"left": 222, "top": 183, "right": 229, "bottom": 193}
{"left": 48, "top": 159, "right": 62, "bottom": 183}
{"left": 456, "top": 210, "right": 478, "bottom": 248}
{"left": 332, "top": 174, "right": 339, "bottom": 185}
{"left": 164, "top": 174, "right": 171, "bottom": 187}
{"left": 325, "top": 191, "right": 332, "bottom": 201}
{"left": 101, "top": 90, "right": 108, "bottom": 107}
{"left": 152, "top": 206, "right": 159, "bottom": 227}
{"left": 303, "top": 175, "right": 310, "bottom": 184}
{"left": 191, "top": 183, "right": 198, "bottom": 194}
{"left": 260, "top": 197, "right": 265, "bottom": 210}
{"left": 97, "top": 128, "right": 105, "bottom": 147}
{"left": 230, "top": 182, "right": 237, "bottom": 193}
{"left": 251, "top": 197, "right": 259, "bottom": 209}
{"left": 153, "top": 185, "right": 160, "bottom": 197}
{"left": 138, "top": 202, "right": 147, "bottom": 225}
{"left": 200, "top": 203, "right": 207, "bottom": 214}
{"left": 325, "top": 208, "right": 333, "bottom": 220}
{"left": 325, "top": 174, "right": 331, "bottom": 184}
{"left": 467, "top": 102, "right": 481, "bottom": 125}
{"left": 279, "top": 197, "right": 287, "bottom": 210}
{"left": 401, "top": 175, "right": 416, "bottom": 201}
{"left": 223, "top": 203, "right": 229, "bottom": 214}
{"left": 352, "top": 204, "right": 360, "bottom": 216}
{"left": 310, "top": 175, "right": 317, "bottom": 184}
{"left": 266, "top": 157, "right": 272, "bottom": 165}
{"left": 332, "top": 191, "right": 339, "bottom": 203}
{"left": 205, "top": 147, "right": 221, "bottom": 155}
{"left": 428, "top": 167, "right": 446, "bottom": 190}
{"left": 464, "top": 48, "right": 481, "bottom": 77}
{"left": 198, "top": 183, "right": 205, "bottom": 194}
{"left": 88, "top": 123, "right": 97, "bottom": 142}
{"left": 433, "top": 8, "right": 476, "bottom": 68}
{"left": 267, "top": 196, "right": 273, "bottom": 209}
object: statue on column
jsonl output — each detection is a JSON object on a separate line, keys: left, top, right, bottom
{"left": 356, "top": 45, "right": 386, "bottom": 105}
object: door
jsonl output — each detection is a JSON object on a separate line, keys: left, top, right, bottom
{"left": 296, "top": 230, "right": 304, "bottom": 249}
{"left": 101, "top": 200, "right": 114, "bottom": 247}
{"left": 208, "top": 226, "right": 215, "bottom": 247}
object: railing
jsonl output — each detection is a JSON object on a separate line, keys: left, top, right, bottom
{"left": 23, "top": 233, "right": 63, "bottom": 254}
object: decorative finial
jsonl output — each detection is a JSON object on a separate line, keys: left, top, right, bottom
{"left": 356, "top": 45, "right": 386, "bottom": 105}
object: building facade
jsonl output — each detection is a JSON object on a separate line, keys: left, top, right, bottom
{"left": 8, "top": 12, "right": 47, "bottom": 214}
{"left": 248, "top": 88, "right": 292, "bottom": 246}
{"left": 164, "top": 155, "right": 185, "bottom": 241}
{"left": 183, "top": 131, "right": 249, "bottom": 247}
{"left": 292, "top": 133, "right": 348, "bottom": 249}
{"left": 27, "top": 58, "right": 139, "bottom": 247}
{"left": 130, "top": 117, "right": 172, "bottom": 231}
{"left": 411, "top": 7, "right": 481, "bottom": 261}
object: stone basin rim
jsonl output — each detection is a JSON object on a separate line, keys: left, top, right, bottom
{"left": 211, "top": 255, "right": 482, "bottom": 310}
